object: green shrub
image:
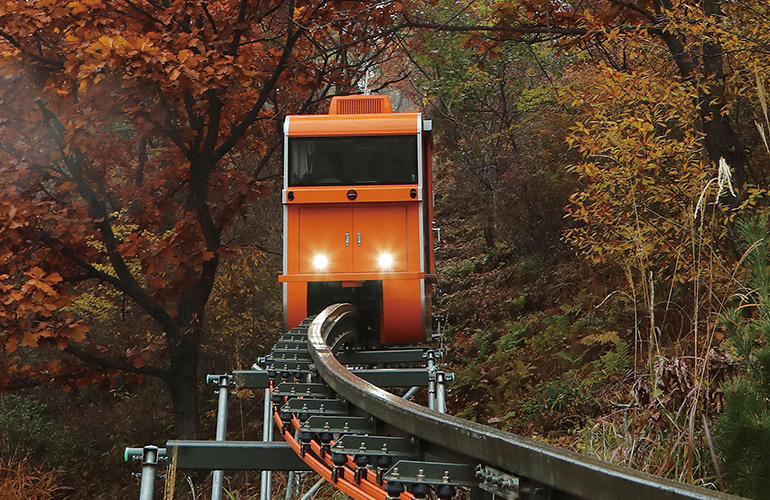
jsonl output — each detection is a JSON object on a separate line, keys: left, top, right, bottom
{"left": 495, "top": 322, "right": 532, "bottom": 353}
{"left": 519, "top": 331, "right": 628, "bottom": 432}
{"left": 0, "top": 394, "right": 94, "bottom": 471}
{"left": 716, "top": 215, "right": 770, "bottom": 498}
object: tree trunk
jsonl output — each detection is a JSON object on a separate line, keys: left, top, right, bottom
{"left": 165, "top": 331, "right": 202, "bottom": 439}
{"left": 654, "top": 0, "right": 746, "bottom": 195}
{"left": 484, "top": 217, "right": 495, "bottom": 249}
{"left": 699, "top": 0, "right": 746, "bottom": 195}
{"left": 484, "top": 191, "right": 497, "bottom": 249}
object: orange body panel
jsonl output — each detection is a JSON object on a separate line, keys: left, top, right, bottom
{"left": 405, "top": 204, "right": 421, "bottom": 273}
{"left": 381, "top": 279, "right": 423, "bottom": 343}
{"left": 352, "top": 206, "right": 407, "bottom": 272}
{"left": 283, "top": 197, "right": 426, "bottom": 343}
{"left": 286, "top": 200, "right": 421, "bottom": 276}
{"left": 284, "top": 186, "right": 420, "bottom": 204}
{"left": 279, "top": 272, "right": 426, "bottom": 282}
{"left": 284, "top": 282, "right": 308, "bottom": 334}
{"left": 298, "top": 207, "right": 353, "bottom": 273}
{"left": 287, "top": 114, "right": 420, "bottom": 137}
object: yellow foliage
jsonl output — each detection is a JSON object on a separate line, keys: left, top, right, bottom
{"left": 563, "top": 59, "right": 719, "bottom": 285}
{"left": 581, "top": 331, "right": 623, "bottom": 350}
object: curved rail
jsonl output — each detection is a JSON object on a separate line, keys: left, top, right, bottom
{"left": 304, "top": 304, "right": 741, "bottom": 500}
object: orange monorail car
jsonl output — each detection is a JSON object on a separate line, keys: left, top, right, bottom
{"left": 279, "top": 94, "right": 434, "bottom": 345}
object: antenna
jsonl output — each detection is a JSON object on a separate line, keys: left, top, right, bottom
{"left": 358, "top": 69, "right": 375, "bottom": 95}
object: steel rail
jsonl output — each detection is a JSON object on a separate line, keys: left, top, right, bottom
{"left": 307, "top": 304, "right": 744, "bottom": 500}
{"left": 272, "top": 410, "right": 384, "bottom": 500}
{"left": 272, "top": 386, "right": 417, "bottom": 500}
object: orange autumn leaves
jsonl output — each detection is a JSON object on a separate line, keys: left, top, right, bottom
{"left": 0, "top": 1, "right": 402, "bottom": 406}
{"left": 1, "top": 266, "right": 87, "bottom": 353}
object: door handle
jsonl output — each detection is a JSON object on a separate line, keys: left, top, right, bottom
{"left": 345, "top": 233, "right": 349, "bottom": 246}
{"left": 357, "top": 232, "right": 361, "bottom": 246}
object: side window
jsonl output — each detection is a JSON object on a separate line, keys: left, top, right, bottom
{"left": 289, "top": 140, "right": 315, "bottom": 183}
{"left": 289, "top": 136, "right": 418, "bottom": 186}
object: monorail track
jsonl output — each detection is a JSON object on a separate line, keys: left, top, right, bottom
{"left": 258, "top": 303, "right": 742, "bottom": 500}
{"left": 128, "top": 303, "right": 744, "bottom": 500}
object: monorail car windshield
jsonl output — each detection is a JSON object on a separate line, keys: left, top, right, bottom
{"left": 288, "top": 135, "right": 418, "bottom": 186}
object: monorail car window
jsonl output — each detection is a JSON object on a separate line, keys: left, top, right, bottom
{"left": 288, "top": 136, "right": 418, "bottom": 186}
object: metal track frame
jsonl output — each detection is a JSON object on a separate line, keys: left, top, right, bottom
{"left": 126, "top": 304, "right": 744, "bottom": 500}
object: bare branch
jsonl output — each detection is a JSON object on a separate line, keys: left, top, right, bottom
{"left": 62, "top": 341, "right": 169, "bottom": 379}
{"left": 229, "top": 0, "right": 250, "bottom": 56}
{"left": 214, "top": 2, "right": 303, "bottom": 163}
{"left": 34, "top": 100, "right": 179, "bottom": 338}
{"left": 203, "top": 89, "right": 222, "bottom": 156}
{"left": 0, "top": 29, "right": 64, "bottom": 69}
{"left": 401, "top": 15, "right": 588, "bottom": 37}
{"left": 608, "top": 0, "right": 657, "bottom": 22}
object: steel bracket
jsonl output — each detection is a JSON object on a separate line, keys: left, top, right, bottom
{"left": 274, "top": 340, "right": 308, "bottom": 350}
{"left": 476, "top": 465, "right": 520, "bottom": 499}
{"left": 521, "top": 480, "right": 551, "bottom": 500}
{"left": 301, "top": 415, "right": 375, "bottom": 433}
{"left": 233, "top": 370, "right": 271, "bottom": 389}
{"left": 165, "top": 441, "right": 312, "bottom": 471}
{"left": 335, "top": 348, "right": 429, "bottom": 365}
{"left": 274, "top": 383, "right": 332, "bottom": 398}
{"left": 332, "top": 435, "right": 418, "bottom": 458}
{"left": 206, "top": 374, "right": 235, "bottom": 386}
{"left": 385, "top": 460, "right": 478, "bottom": 486}
{"left": 353, "top": 369, "right": 430, "bottom": 387}
{"left": 284, "top": 397, "right": 347, "bottom": 415}
{"left": 285, "top": 327, "right": 309, "bottom": 337}
{"left": 271, "top": 360, "right": 314, "bottom": 372}
{"left": 270, "top": 349, "right": 312, "bottom": 360}
{"left": 124, "top": 446, "right": 168, "bottom": 463}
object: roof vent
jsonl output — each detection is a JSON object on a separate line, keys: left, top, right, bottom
{"left": 329, "top": 95, "right": 393, "bottom": 115}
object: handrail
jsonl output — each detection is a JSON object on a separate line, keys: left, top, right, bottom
{"left": 307, "top": 304, "right": 743, "bottom": 500}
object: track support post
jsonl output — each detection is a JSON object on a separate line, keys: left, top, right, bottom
{"left": 208, "top": 374, "right": 234, "bottom": 500}
{"left": 436, "top": 371, "right": 446, "bottom": 414}
{"left": 139, "top": 446, "right": 160, "bottom": 500}
{"left": 261, "top": 387, "right": 274, "bottom": 500}
{"left": 286, "top": 470, "right": 295, "bottom": 500}
{"left": 125, "top": 446, "right": 168, "bottom": 500}
{"left": 426, "top": 350, "right": 437, "bottom": 411}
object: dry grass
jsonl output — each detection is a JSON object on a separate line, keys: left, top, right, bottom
{"left": 0, "top": 456, "right": 65, "bottom": 500}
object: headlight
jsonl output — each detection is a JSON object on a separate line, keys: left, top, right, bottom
{"left": 313, "top": 255, "right": 328, "bottom": 270}
{"left": 378, "top": 254, "right": 393, "bottom": 269}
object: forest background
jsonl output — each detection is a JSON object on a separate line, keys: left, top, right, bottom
{"left": 2, "top": 0, "right": 770, "bottom": 498}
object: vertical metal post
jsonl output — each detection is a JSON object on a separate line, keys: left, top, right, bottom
{"left": 139, "top": 446, "right": 159, "bottom": 500}
{"left": 261, "top": 388, "right": 273, "bottom": 500}
{"left": 427, "top": 351, "right": 436, "bottom": 411}
{"left": 286, "top": 470, "right": 295, "bottom": 500}
{"left": 436, "top": 371, "right": 446, "bottom": 414}
{"left": 211, "top": 375, "right": 231, "bottom": 500}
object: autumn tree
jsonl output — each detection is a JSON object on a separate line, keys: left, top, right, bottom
{"left": 404, "top": 0, "right": 762, "bottom": 194}
{"left": 403, "top": 1, "right": 572, "bottom": 252}
{"left": 0, "top": 0, "right": 403, "bottom": 438}
{"left": 402, "top": 0, "right": 770, "bottom": 316}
